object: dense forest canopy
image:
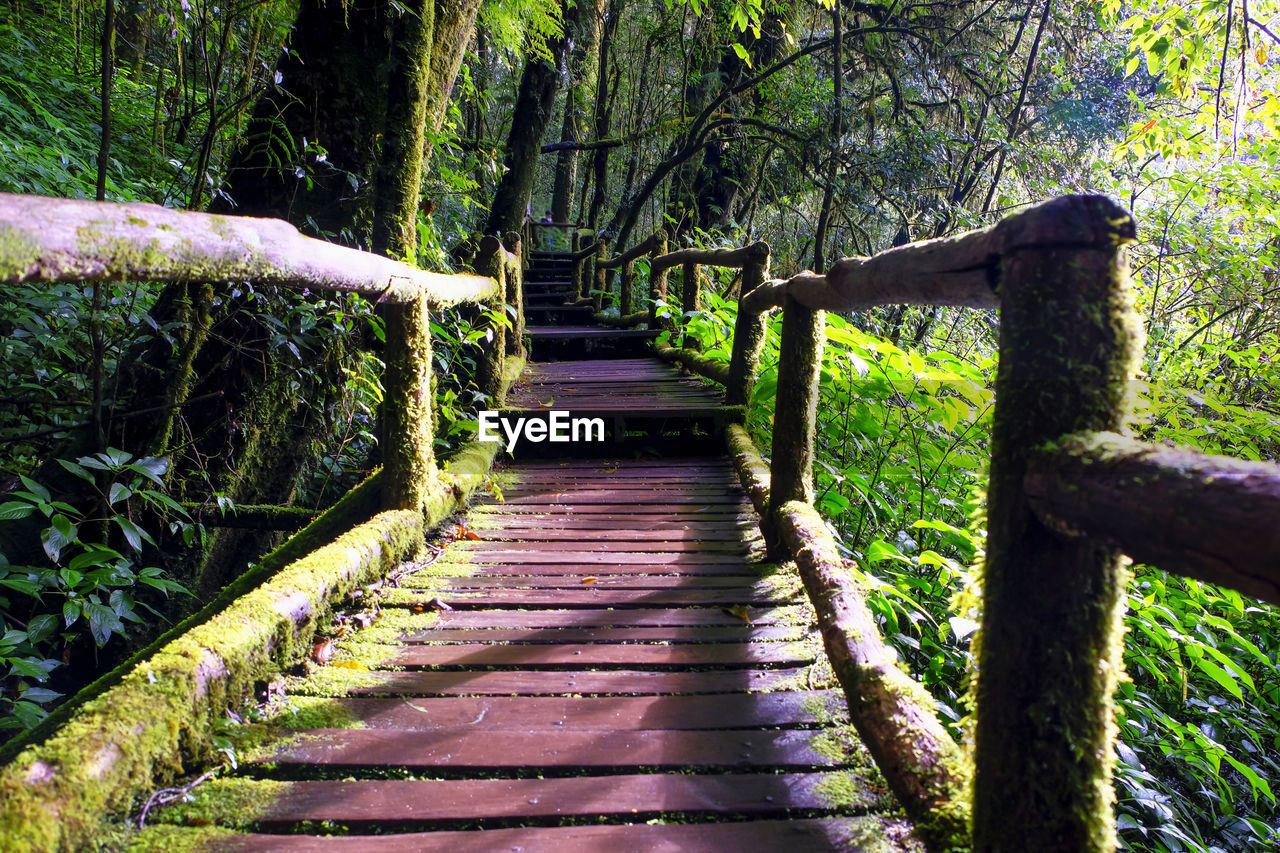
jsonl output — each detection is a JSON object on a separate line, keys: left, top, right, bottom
{"left": 0, "top": 0, "right": 1278, "bottom": 849}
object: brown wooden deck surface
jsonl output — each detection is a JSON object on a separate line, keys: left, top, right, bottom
{"left": 507, "top": 357, "right": 723, "bottom": 413}
{"left": 150, "top": 458, "right": 906, "bottom": 850}
{"left": 139, "top": 251, "right": 909, "bottom": 851}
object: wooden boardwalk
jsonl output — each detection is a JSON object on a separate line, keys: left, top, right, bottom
{"left": 134, "top": 251, "right": 911, "bottom": 851}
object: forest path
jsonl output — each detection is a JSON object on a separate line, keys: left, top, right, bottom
{"left": 140, "top": 457, "right": 911, "bottom": 850}
{"left": 131, "top": 249, "right": 915, "bottom": 851}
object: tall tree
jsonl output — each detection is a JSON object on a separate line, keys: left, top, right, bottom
{"left": 484, "top": 1, "right": 569, "bottom": 235}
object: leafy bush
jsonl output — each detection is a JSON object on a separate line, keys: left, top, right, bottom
{"left": 0, "top": 450, "right": 190, "bottom": 730}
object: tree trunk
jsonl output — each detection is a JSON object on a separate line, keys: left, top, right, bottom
{"left": 484, "top": 21, "right": 569, "bottom": 235}
{"left": 122, "top": 0, "right": 483, "bottom": 594}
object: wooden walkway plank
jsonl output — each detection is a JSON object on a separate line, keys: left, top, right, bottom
{"left": 381, "top": 640, "right": 813, "bottom": 668}
{"left": 426, "top": 606, "right": 796, "bottom": 628}
{"left": 205, "top": 817, "right": 908, "bottom": 851}
{"left": 178, "top": 772, "right": 880, "bottom": 828}
{"left": 396, "top": 625, "right": 802, "bottom": 643}
{"left": 259, "top": 727, "right": 852, "bottom": 769}
{"left": 331, "top": 668, "right": 812, "bottom": 697}
{"left": 271, "top": 692, "right": 846, "bottom": 730}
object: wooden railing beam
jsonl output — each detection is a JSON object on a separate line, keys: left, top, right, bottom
{"left": 725, "top": 243, "right": 770, "bottom": 406}
{"left": 472, "top": 236, "right": 508, "bottom": 401}
{"left": 0, "top": 194, "right": 496, "bottom": 308}
{"left": 380, "top": 295, "right": 435, "bottom": 511}
{"left": 502, "top": 231, "right": 524, "bottom": 356}
{"left": 1027, "top": 431, "right": 1280, "bottom": 605}
{"left": 647, "top": 229, "right": 671, "bottom": 330}
{"left": 764, "top": 296, "right": 824, "bottom": 554}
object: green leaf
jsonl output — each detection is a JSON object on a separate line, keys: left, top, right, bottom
{"left": 26, "top": 614, "right": 57, "bottom": 644}
{"left": 56, "top": 458, "right": 96, "bottom": 484}
{"left": 82, "top": 601, "right": 123, "bottom": 646}
{"left": 18, "top": 476, "right": 50, "bottom": 503}
{"left": 108, "top": 482, "right": 132, "bottom": 505}
{"left": 19, "top": 686, "right": 62, "bottom": 704}
{"left": 8, "top": 656, "right": 53, "bottom": 679}
{"left": 113, "top": 517, "right": 155, "bottom": 552}
{"left": 0, "top": 577, "right": 41, "bottom": 596}
{"left": 1192, "top": 655, "right": 1242, "bottom": 700}
{"left": 0, "top": 502, "right": 35, "bottom": 521}
{"left": 731, "top": 42, "right": 752, "bottom": 68}
{"left": 125, "top": 456, "right": 168, "bottom": 487}
{"left": 1223, "top": 753, "right": 1275, "bottom": 803}
{"left": 41, "top": 515, "right": 75, "bottom": 563}
{"left": 63, "top": 600, "right": 81, "bottom": 628}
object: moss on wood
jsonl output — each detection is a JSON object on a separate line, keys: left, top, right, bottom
{"left": 725, "top": 247, "right": 770, "bottom": 406}
{"left": 972, "top": 195, "right": 1141, "bottom": 852}
{"left": 653, "top": 341, "right": 730, "bottom": 385}
{"left": 0, "top": 510, "right": 424, "bottom": 852}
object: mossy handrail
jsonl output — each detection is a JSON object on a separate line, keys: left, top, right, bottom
{"left": 662, "top": 193, "right": 1280, "bottom": 851}
{"left": 0, "top": 192, "right": 527, "bottom": 852}
{"left": 0, "top": 192, "right": 520, "bottom": 514}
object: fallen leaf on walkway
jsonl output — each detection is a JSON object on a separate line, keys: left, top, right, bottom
{"left": 724, "top": 604, "right": 753, "bottom": 623}
{"left": 453, "top": 524, "right": 482, "bottom": 541}
{"left": 581, "top": 576, "right": 599, "bottom": 584}
{"left": 311, "top": 640, "right": 335, "bottom": 664}
{"left": 330, "top": 660, "right": 368, "bottom": 670}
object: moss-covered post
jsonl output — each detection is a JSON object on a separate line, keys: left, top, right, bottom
{"left": 620, "top": 258, "right": 635, "bottom": 317}
{"left": 472, "top": 235, "right": 506, "bottom": 401}
{"left": 648, "top": 229, "right": 670, "bottom": 329}
{"left": 503, "top": 230, "right": 525, "bottom": 356}
{"left": 973, "top": 195, "right": 1142, "bottom": 852}
{"left": 725, "top": 242, "right": 770, "bottom": 406}
{"left": 763, "top": 297, "right": 824, "bottom": 555}
{"left": 592, "top": 239, "right": 610, "bottom": 313}
{"left": 679, "top": 260, "right": 699, "bottom": 347}
{"left": 381, "top": 294, "right": 434, "bottom": 511}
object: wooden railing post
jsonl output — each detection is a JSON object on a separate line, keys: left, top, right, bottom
{"left": 679, "top": 260, "right": 699, "bottom": 347}
{"left": 764, "top": 296, "right": 825, "bottom": 554}
{"left": 648, "top": 229, "right": 671, "bottom": 329}
{"left": 973, "top": 196, "right": 1141, "bottom": 852}
{"left": 472, "top": 235, "right": 507, "bottom": 401}
{"left": 381, "top": 295, "right": 435, "bottom": 511}
{"left": 620, "top": 258, "right": 635, "bottom": 317}
{"left": 503, "top": 230, "right": 524, "bottom": 357}
{"left": 592, "top": 239, "right": 609, "bottom": 313}
{"left": 725, "top": 241, "right": 770, "bottom": 406}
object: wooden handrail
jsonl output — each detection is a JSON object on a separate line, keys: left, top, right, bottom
{"left": 596, "top": 229, "right": 663, "bottom": 269}
{"left": 0, "top": 194, "right": 498, "bottom": 308}
{"left": 1027, "top": 431, "right": 1280, "bottom": 605}
{"left": 650, "top": 241, "right": 768, "bottom": 272}
{"left": 630, "top": 194, "right": 1280, "bottom": 849}
{"left": 0, "top": 193, "right": 517, "bottom": 515}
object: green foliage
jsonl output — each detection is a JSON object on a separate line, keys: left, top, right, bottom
{"left": 0, "top": 450, "right": 191, "bottom": 731}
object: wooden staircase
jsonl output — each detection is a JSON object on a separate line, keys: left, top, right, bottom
{"left": 523, "top": 248, "right": 660, "bottom": 360}
{"left": 135, "top": 458, "right": 911, "bottom": 850}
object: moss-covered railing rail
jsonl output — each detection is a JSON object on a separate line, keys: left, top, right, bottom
{"left": 0, "top": 193, "right": 525, "bottom": 851}
{"left": 0, "top": 192, "right": 521, "bottom": 512}
{"left": 594, "top": 233, "right": 771, "bottom": 402}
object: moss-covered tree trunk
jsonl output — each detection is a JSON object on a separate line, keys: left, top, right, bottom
{"left": 484, "top": 11, "right": 569, "bottom": 236}
{"left": 119, "top": 0, "right": 483, "bottom": 591}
